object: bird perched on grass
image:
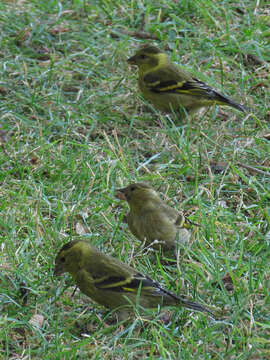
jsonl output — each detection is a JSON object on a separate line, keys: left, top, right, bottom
{"left": 127, "top": 44, "right": 247, "bottom": 116}
{"left": 54, "top": 240, "right": 212, "bottom": 318}
{"left": 116, "top": 183, "right": 191, "bottom": 253}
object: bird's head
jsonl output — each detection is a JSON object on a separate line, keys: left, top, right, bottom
{"left": 116, "top": 183, "right": 160, "bottom": 210}
{"left": 54, "top": 240, "right": 90, "bottom": 276}
{"left": 127, "top": 45, "right": 166, "bottom": 72}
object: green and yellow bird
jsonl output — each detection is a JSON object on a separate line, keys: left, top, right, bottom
{"left": 128, "top": 44, "right": 246, "bottom": 116}
{"left": 54, "top": 240, "right": 212, "bottom": 318}
{"left": 116, "top": 183, "right": 191, "bottom": 253}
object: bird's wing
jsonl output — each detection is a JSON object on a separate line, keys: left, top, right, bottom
{"left": 141, "top": 208, "right": 177, "bottom": 238}
{"left": 94, "top": 271, "right": 179, "bottom": 300}
{"left": 144, "top": 68, "right": 213, "bottom": 98}
{"left": 158, "top": 204, "right": 184, "bottom": 226}
{"left": 94, "top": 272, "right": 155, "bottom": 292}
{"left": 143, "top": 66, "right": 189, "bottom": 93}
{"left": 144, "top": 69, "right": 246, "bottom": 111}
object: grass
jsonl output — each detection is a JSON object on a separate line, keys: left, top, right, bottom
{"left": 0, "top": 0, "right": 270, "bottom": 358}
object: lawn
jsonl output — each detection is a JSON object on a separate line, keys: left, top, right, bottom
{"left": 0, "top": 0, "right": 270, "bottom": 359}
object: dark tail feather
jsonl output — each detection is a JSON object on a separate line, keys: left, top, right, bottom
{"left": 181, "top": 298, "right": 214, "bottom": 316}
{"left": 224, "top": 98, "right": 247, "bottom": 112}
{"left": 214, "top": 90, "right": 247, "bottom": 112}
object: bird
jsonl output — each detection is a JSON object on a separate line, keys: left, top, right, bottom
{"left": 127, "top": 44, "right": 247, "bottom": 116}
{"left": 54, "top": 240, "right": 212, "bottom": 318}
{"left": 115, "top": 183, "right": 191, "bottom": 253}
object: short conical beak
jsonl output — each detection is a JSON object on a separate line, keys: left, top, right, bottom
{"left": 115, "top": 189, "right": 126, "bottom": 200}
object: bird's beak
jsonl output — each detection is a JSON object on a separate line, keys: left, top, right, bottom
{"left": 115, "top": 189, "right": 126, "bottom": 200}
{"left": 127, "top": 56, "right": 136, "bottom": 65}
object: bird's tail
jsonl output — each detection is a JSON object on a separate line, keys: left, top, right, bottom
{"left": 214, "top": 90, "right": 247, "bottom": 112}
{"left": 181, "top": 298, "right": 214, "bottom": 316}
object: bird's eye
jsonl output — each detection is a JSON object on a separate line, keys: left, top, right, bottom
{"left": 60, "top": 257, "right": 66, "bottom": 263}
{"left": 140, "top": 54, "right": 146, "bottom": 59}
